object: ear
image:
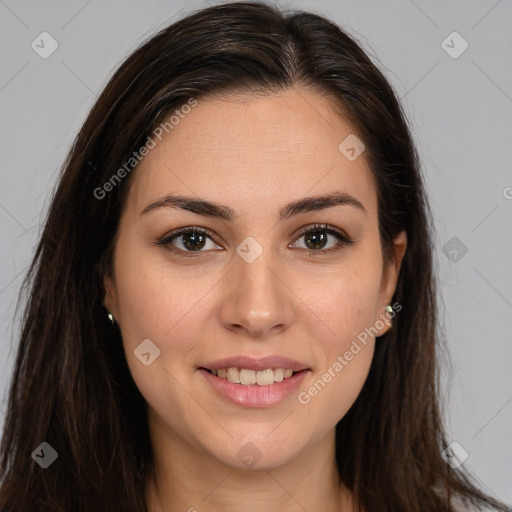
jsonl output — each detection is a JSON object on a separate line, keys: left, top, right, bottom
{"left": 375, "top": 230, "right": 407, "bottom": 335}
{"left": 103, "top": 273, "right": 118, "bottom": 318}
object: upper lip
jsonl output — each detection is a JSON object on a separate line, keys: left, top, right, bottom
{"left": 200, "top": 355, "right": 310, "bottom": 372}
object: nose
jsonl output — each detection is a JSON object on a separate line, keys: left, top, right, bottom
{"left": 219, "top": 249, "right": 294, "bottom": 338}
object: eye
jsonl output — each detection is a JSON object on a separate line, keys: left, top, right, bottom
{"left": 290, "top": 223, "right": 353, "bottom": 255}
{"left": 157, "top": 223, "right": 353, "bottom": 257}
{"left": 158, "top": 227, "right": 221, "bottom": 256}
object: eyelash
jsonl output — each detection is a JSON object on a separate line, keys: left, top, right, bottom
{"left": 157, "top": 223, "right": 353, "bottom": 258}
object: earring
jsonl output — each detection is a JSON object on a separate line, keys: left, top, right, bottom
{"left": 385, "top": 305, "right": 393, "bottom": 328}
{"left": 107, "top": 312, "right": 115, "bottom": 325}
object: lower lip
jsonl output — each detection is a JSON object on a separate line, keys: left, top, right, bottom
{"left": 198, "top": 368, "right": 310, "bottom": 408}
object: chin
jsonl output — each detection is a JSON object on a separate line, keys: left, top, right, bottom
{"left": 205, "top": 429, "right": 310, "bottom": 471}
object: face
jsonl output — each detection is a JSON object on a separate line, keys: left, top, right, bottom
{"left": 103, "top": 87, "right": 406, "bottom": 471}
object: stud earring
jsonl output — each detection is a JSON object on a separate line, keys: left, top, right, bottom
{"left": 107, "top": 312, "right": 115, "bottom": 325}
{"left": 385, "top": 305, "right": 393, "bottom": 328}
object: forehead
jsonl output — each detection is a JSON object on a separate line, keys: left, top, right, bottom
{"left": 125, "top": 88, "right": 377, "bottom": 219}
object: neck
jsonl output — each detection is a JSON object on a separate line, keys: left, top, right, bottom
{"left": 145, "top": 412, "right": 354, "bottom": 512}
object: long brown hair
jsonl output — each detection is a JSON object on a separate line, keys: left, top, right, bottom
{"left": 0, "top": 2, "right": 508, "bottom": 511}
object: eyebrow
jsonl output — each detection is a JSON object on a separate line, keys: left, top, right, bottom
{"left": 140, "top": 191, "right": 366, "bottom": 221}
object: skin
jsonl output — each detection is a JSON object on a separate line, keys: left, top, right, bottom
{"left": 103, "top": 87, "right": 407, "bottom": 512}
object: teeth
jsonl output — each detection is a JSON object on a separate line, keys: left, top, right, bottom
{"left": 227, "top": 367, "right": 240, "bottom": 383}
{"left": 239, "top": 369, "right": 256, "bottom": 384}
{"left": 256, "top": 369, "right": 274, "bottom": 385}
{"left": 210, "top": 367, "right": 299, "bottom": 385}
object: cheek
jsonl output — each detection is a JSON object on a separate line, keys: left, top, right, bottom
{"left": 112, "top": 239, "right": 211, "bottom": 394}
{"left": 113, "top": 235, "right": 211, "bottom": 345}
{"left": 295, "top": 255, "right": 383, "bottom": 345}
{"left": 297, "top": 313, "right": 376, "bottom": 433}
{"left": 113, "top": 253, "right": 208, "bottom": 431}
{"left": 316, "top": 342, "right": 375, "bottom": 418}
{"left": 292, "top": 255, "right": 381, "bottom": 425}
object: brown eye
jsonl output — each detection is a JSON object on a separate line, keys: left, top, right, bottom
{"left": 175, "top": 231, "right": 207, "bottom": 251}
{"left": 291, "top": 224, "right": 353, "bottom": 255}
{"left": 303, "top": 230, "right": 328, "bottom": 250}
{"left": 158, "top": 224, "right": 353, "bottom": 258}
{"left": 159, "top": 227, "right": 221, "bottom": 256}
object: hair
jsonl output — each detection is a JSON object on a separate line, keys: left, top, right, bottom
{"left": 0, "top": 2, "right": 508, "bottom": 511}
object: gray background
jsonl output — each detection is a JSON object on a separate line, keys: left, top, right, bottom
{"left": 1, "top": 0, "right": 511, "bottom": 504}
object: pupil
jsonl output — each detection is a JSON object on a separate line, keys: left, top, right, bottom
{"left": 183, "top": 232, "right": 206, "bottom": 251}
{"left": 306, "top": 231, "right": 327, "bottom": 250}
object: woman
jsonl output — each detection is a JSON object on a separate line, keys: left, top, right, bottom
{"left": 0, "top": 2, "right": 509, "bottom": 511}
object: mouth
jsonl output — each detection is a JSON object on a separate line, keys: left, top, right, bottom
{"left": 198, "top": 366, "right": 311, "bottom": 407}
{"left": 200, "top": 367, "right": 306, "bottom": 386}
